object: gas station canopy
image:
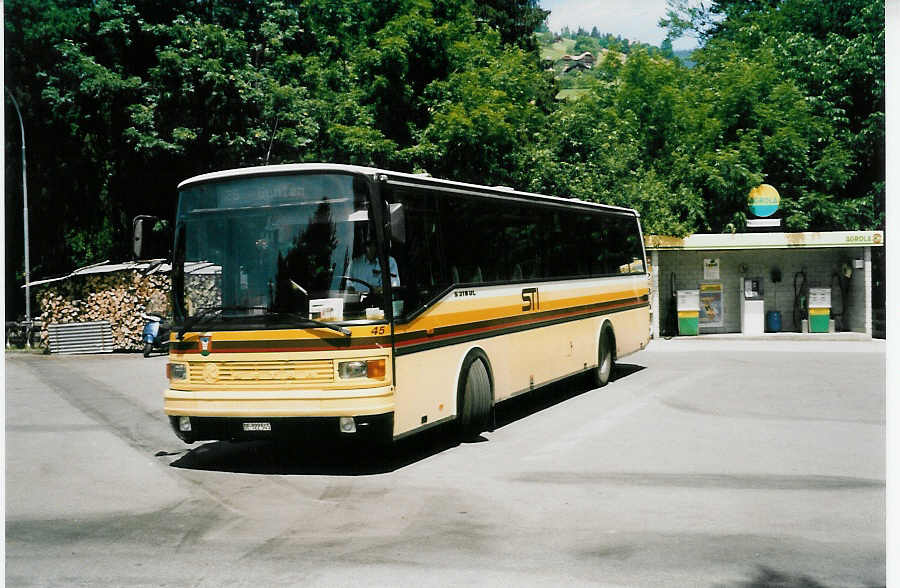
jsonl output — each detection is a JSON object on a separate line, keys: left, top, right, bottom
{"left": 645, "top": 230, "right": 883, "bottom": 251}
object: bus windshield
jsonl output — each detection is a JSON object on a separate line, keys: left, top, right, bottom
{"left": 173, "top": 173, "right": 390, "bottom": 328}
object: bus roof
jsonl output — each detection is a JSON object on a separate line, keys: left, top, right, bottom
{"left": 177, "top": 163, "right": 640, "bottom": 217}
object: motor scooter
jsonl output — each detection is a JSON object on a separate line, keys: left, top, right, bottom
{"left": 141, "top": 313, "right": 170, "bottom": 357}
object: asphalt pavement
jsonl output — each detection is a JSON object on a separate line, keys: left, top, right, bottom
{"left": 5, "top": 338, "right": 886, "bottom": 587}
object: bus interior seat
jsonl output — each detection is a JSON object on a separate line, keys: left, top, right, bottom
{"left": 451, "top": 265, "right": 483, "bottom": 284}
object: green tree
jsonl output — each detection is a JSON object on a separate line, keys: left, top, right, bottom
{"left": 474, "top": 0, "right": 549, "bottom": 52}
{"left": 409, "top": 27, "right": 553, "bottom": 185}
{"left": 662, "top": 0, "right": 884, "bottom": 230}
{"left": 5, "top": 0, "right": 554, "bottom": 316}
{"left": 527, "top": 50, "right": 704, "bottom": 236}
{"left": 573, "top": 35, "right": 599, "bottom": 54}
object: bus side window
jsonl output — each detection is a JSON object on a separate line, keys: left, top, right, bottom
{"left": 588, "top": 214, "right": 645, "bottom": 276}
{"left": 389, "top": 188, "right": 447, "bottom": 316}
{"left": 441, "top": 195, "right": 479, "bottom": 284}
{"left": 496, "top": 203, "right": 540, "bottom": 282}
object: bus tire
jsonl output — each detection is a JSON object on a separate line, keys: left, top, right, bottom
{"left": 457, "top": 351, "right": 493, "bottom": 441}
{"left": 594, "top": 326, "right": 615, "bottom": 388}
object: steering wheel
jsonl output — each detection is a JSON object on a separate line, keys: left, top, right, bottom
{"left": 340, "top": 275, "right": 376, "bottom": 292}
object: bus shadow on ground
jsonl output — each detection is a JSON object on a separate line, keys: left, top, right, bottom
{"left": 168, "top": 363, "right": 645, "bottom": 476}
{"left": 168, "top": 428, "right": 460, "bottom": 476}
{"left": 494, "top": 363, "right": 644, "bottom": 430}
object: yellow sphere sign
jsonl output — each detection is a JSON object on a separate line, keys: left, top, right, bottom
{"left": 748, "top": 184, "right": 780, "bottom": 217}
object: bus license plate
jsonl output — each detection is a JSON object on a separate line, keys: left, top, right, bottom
{"left": 243, "top": 422, "right": 272, "bottom": 432}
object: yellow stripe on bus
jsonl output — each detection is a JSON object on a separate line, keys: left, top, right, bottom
{"left": 395, "top": 287, "right": 649, "bottom": 334}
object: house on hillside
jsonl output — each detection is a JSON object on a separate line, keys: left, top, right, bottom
{"left": 561, "top": 51, "right": 594, "bottom": 65}
{"left": 561, "top": 51, "right": 594, "bottom": 73}
{"left": 563, "top": 61, "right": 591, "bottom": 73}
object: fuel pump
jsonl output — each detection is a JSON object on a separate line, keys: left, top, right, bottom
{"left": 741, "top": 277, "right": 765, "bottom": 335}
{"left": 676, "top": 288, "right": 700, "bottom": 336}
{"left": 808, "top": 288, "right": 832, "bottom": 333}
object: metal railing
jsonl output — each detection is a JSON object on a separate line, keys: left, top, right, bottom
{"left": 47, "top": 321, "right": 114, "bottom": 354}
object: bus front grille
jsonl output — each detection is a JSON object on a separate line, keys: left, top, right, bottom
{"left": 186, "top": 359, "right": 334, "bottom": 387}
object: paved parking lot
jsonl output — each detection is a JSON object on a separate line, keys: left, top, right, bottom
{"left": 5, "top": 338, "right": 886, "bottom": 587}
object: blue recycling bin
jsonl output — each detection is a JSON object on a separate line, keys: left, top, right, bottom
{"left": 766, "top": 310, "right": 782, "bottom": 333}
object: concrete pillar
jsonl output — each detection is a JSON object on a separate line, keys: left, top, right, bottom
{"left": 865, "top": 246, "right": 872, "bottom": 336}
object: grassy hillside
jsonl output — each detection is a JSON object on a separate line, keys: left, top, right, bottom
{"left": 555, "top": 88, "right": 592, "bottom": 101}
{"left": 540, "top": 38, "right": 576, "bottom": 62}
{"left": 540, "top": 34, "right": 696, "bottom": 100}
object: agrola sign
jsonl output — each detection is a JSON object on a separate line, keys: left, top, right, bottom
{"left": 748, "top": 184, "right": 780, "bottom": 218}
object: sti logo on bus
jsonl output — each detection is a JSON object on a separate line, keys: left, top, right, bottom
{"left": 199, "top": 335, "right": 211, "bottom": 356}
{"left": 521, "top": 288, "right": 540, "bottom": 312}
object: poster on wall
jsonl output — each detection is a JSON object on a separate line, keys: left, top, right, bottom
{"left": 703, "top": 258, "right": 720, "bottom": 281}
{"left": 699, "top": 282, "right": 724, "bottom": 328}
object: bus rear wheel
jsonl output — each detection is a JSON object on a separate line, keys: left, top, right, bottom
{"left": 594, "top": 328, "right": 614, "bottom": 388}
{"left": 458, "top": 353, "right": 493, "bottom": 441}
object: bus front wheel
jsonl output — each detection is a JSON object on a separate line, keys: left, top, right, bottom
{"left": 457, "top": 352, "right": 493, "bottom": 441}
{"left": 594, "top": 328, "right": 615, "bottom": 388}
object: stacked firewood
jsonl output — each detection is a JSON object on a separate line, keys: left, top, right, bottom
{"left": 37, "top": 270, "right": 171, "bottom": 352}
{"left": 184, "top": 274, "right": 222, "bottom": 313}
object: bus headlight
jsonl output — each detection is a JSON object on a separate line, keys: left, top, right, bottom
{"left": 338, "top": 359, "right": 386, "bottom": 380}
{"left": 338, "top": 361, "right": 367, "bottom": 379}
{"left": 167, "top": 363, "right": 187, "bottom": 381}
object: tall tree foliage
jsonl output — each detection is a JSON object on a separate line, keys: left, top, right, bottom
{"left": 660, "top": 0, "right": 884, "bottom": 230}
{"left": 4, "top": 0, "right": 546, "bottom": 315}
{"left": 4, "top": 0, "right": 884, "bottom": 317}
{"left": 410, "top": 26, "right": 553, "bottom": 184}
{"left": 473, "top": 0, "right": 548, "bottom": 53}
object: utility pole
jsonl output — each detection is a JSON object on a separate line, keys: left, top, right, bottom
{"left": 6, "top": 87, "right": 32, "bottom": 344}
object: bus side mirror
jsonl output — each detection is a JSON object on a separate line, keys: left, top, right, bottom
{"left": 133, "top": 215, "right": 170, "bottom": 260}
{"left": 389, "top": 203, "right": 405, "bottom": 244}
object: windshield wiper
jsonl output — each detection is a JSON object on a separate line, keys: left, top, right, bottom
{"left": 265, "top": 311, "right": 351, "bottom": 337}
{"left": 176, "top": 305, "right": 268, "bottom": 340}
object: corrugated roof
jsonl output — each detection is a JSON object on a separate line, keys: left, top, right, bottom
{"left": 24, "top": 259, "right": 170, "bottom": 288}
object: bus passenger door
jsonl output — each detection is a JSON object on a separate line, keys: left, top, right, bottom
{"left": 385, "top": 186, "right": 455, "bottom": 436}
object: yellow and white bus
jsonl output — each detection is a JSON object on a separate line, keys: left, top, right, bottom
{"left": 165, "top": 164, "right": 650, "bottom": 443}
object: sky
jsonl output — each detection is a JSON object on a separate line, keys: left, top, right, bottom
{"left": 539, "top": 0, "right": 698, "bottom": 51}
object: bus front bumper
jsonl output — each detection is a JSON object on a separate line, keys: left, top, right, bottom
{"left": 167, "top": 413, "right": 394, "bottom": 443}
{"left": 164, "top": 385, "right": 394, "bottom": 443}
